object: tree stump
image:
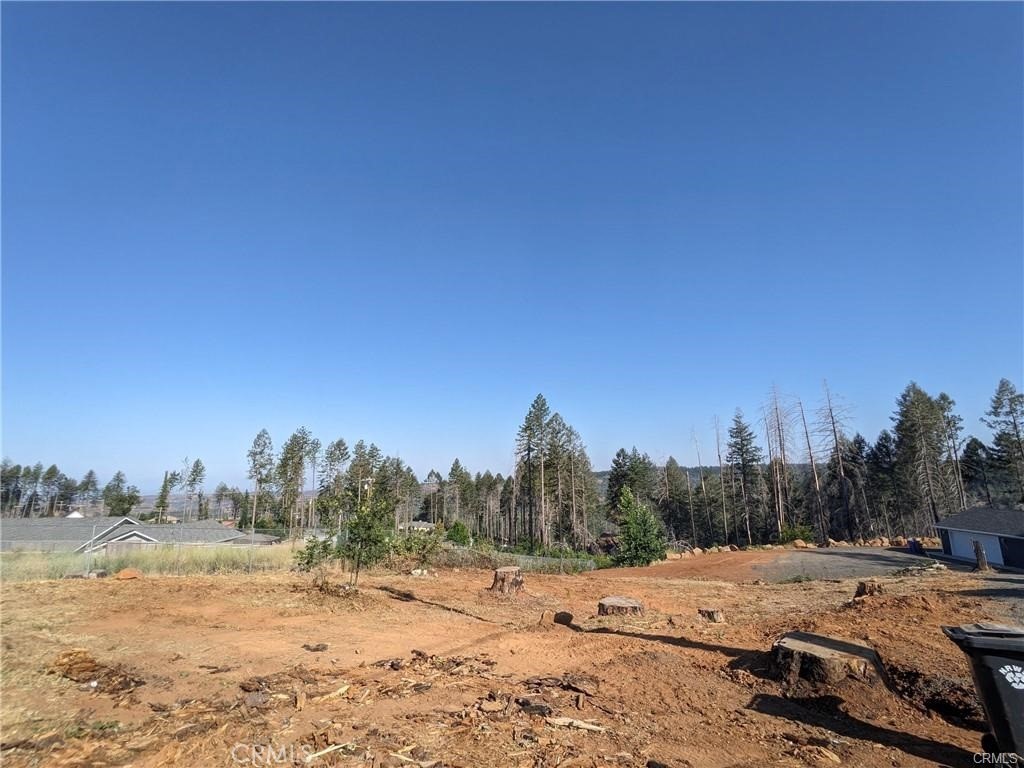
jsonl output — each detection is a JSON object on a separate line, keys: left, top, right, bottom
{"left": 973, "top": 540, "right": 992, "bottom": 572}
{"left": 490, "top": 566, "right": 524, "bottom": 595}
{"left": 698, "top": 608, "right": 726, "bottom": 623}
{"left": 597, "top": 596, "right": 644, "bottom": 616}
{"left": 854, "top": 580, "right": 884, "bottom": 598}
{"left": 772, "top": 631, "right": 884, "bottom": 686}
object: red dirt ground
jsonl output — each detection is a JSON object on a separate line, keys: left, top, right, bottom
{"left": 0, "top": 558, "right": 1016, "bottom": 768}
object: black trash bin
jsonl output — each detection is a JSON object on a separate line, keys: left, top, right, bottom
{"left": 943, "top": 622, "right": 1024, "bottom": 756}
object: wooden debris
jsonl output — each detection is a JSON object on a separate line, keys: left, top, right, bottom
{"left": 597, "top": 596, "right": 643, "bottom": 616}
{"left": 315, "top": 683, "right": 351, "bottom": 701}
{"left": 302, "top": 643, "right": 329, "bottom": 652}
{"left": 545, "top": 717, "right": 607, "bottom": 732}
{"left": 50, "top": 649, "right": 145, "bottom": 694}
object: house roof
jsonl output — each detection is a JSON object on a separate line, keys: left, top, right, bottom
{"left": 1, "top": 517, "right": 138, "bottom": 543}
{"left": 0, "top": 517, "right": 251, "bottom": 550}
{"left": 935, "top": 507, "right": 1024, "bottom": 538}
{"left": 105, "top": 523, "right": 247, "bottom": 545}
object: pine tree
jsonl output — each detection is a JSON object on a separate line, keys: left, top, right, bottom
{"left": 102, "top": 471, "right": 141, "bottom": 517}
{"left": 982, "top": 378, "right": 1024, "bottom": 502}
{"left": 892, "top": 382, "right": 957, "bottom": 531}
{"left": 614, "top": 488, "right": 666, "bottom": 567}
{"left": 726, "top": 410, "right": 764, "bottom": 545}
{"left": 247, "top": 429, "right": 275, "bottom": 531}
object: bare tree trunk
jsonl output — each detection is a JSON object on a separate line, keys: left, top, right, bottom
{"left": 569, "top": 454, "right": 578, "bottom": 546}
{"left": 694, "top": 435, "right": 713, "bottom": 543}
{"left": 764, "top": 421, "right": 783, "bottom": 537}
{"left": 684, "top": 467, "right": 697, "bottom": 545}
{"left": 772, "top": 387, "right": 791, "bottom": 521}
{"left": 823, "top": 383, "right": 851, "bottom": 539}
{"left": 714, "top": 418, "right": 730, "bottom": 544}
{"left": 797, "top": 399, "right": 826, "bottom": 543}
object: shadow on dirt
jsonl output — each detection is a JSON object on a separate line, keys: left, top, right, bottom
{"left": 747, "top": 693, "right": 977, "bottom": 767}
{"left": 376, "top": 585, "right": 503, "bottom": 624}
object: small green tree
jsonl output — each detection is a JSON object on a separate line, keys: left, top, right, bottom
{"left": 345, "top": 488, "right": 393, "bottom": 587}
{"left": 614, "top": 488, "right": 666, "bottom": 567}
{"left": 294, "top": 536, "right": 340, "bottom": 591}
{"left": 446, "top": 520, "right": 471, "bottom": 546}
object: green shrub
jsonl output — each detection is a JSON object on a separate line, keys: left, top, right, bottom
{"left": 778, "top": 524, "right": 815, "bottom": 544}
{"left": 445, "top": 521, "right": 471, "bottom": 546}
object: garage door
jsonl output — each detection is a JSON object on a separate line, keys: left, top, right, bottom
{"left": 948, "top": 530, "right": 1004, "bottom": 566}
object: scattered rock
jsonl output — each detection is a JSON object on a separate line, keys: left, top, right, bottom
{"left": 691, "top": 547, "right": 703, "bottom": 556}
{"left": 88, "top": 570, "right": 109, "bottom": 579}
{"left": 792, "top": 539, "right": 808, "bottom": 549}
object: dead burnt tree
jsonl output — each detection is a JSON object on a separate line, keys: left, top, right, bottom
{"left": 490, "top": 566, "right": 524, "bottom": 595}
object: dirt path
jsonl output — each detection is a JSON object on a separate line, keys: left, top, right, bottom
{"left": 1, "top": 566, "right": 1017, "bottom": 767}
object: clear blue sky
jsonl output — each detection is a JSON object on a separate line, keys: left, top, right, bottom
{"left": 3, "top": 3, "right": 1022, "bottom": 492}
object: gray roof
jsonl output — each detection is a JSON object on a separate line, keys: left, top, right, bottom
{"left": 0, "top": 517, "right": 250, "bottom": 550}
{"left": 1, "top": 517, "right": 137, "bottom": 545}
{"left": 105, "top": 523, "right": 247, "bottom": 545}
{"left": 935, "top": 507, "right": 1024, "bottom": 538}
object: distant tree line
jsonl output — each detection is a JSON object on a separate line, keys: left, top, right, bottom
{"left": 602, "top": 379, "right": 1023, "bottom": 548}
{"left": 5, "top": 377, "right": 1020, "bottom": 551}
{"left": 0, "top": 464, "right": 141, "bottom": 518}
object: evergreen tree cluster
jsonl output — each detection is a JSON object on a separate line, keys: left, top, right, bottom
{"left": 602, "top": 379, "right": 1023, "bottom": 548}
{"left": 0, "top": 463, "right": 140, "bottom": 518}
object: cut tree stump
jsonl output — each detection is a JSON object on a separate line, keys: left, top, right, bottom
{"left": 597, "top": 596, "right": 644, "bottom": 616}
{"left": 698, "top": 608, "right": 726, "bottom": 623}
{"left": 772, "top": 631, "right": 884, "bottom": 686}
{"left": 490, "top": 566, "right": 524, "bottom": 595}
{"left": 854, "top": 580, "right": 884, "bottom": 598}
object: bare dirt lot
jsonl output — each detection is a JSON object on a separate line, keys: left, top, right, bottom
{"left": 2, "top": 550, "right": 1021, "bottom": 768}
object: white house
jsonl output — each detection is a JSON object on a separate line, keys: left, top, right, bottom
{"left": 935, "top": 507, "right": 1024, "bottom": 569}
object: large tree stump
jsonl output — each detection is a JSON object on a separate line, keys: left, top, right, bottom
{"left": 490, "top": 566, "right": 524, "bottom": 595}
{"left": 597, "top": 596, "right": 644, "bottom": 616}
{"left": 772, "top": 631, "right": 884, "bottom": 686}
